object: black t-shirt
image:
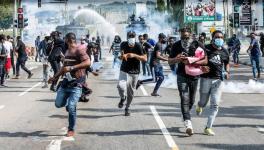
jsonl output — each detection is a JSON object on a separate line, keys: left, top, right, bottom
{"left": 16, "top": 40, "right": 27, "bottom": 60}
{"left": 169, "top": 40, "right": 199, "bottom": 79}
{"left": 201, "top": 44, "right": 229, "bottom": 79}
{"left": 150, "top": 42, "right": 164, "bottom": 67}
{"left": 120, "top": 42, "right": 145, "bottom": 74}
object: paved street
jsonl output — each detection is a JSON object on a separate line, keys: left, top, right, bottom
{"left": 0, "top": 51, "right": 264, "bottom": 150}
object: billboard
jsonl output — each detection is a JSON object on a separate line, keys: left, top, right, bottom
{"left": 184, "top": 0, "right": 216, "bottom": 23}
{"left": 239, "top": 0, "right": 252, "bottom": 26}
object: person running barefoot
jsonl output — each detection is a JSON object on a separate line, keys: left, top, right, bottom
{"left": 196, "top": 30, "right": 230, "bottom": 136}
{"left": 117, "top": 31, "right": 147, "bottom": 116}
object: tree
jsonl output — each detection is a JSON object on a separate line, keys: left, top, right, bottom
{"left": 0, "top": 5, "right": 13, "bottom": 31}
{"left": 169, "top": 0, "right": 185, "bottom": 28}
{"left": 157, "top": 0, "right": 166, "bottom": 12}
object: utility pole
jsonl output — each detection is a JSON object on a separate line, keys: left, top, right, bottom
{"left": 13, "top": 0, "right": 17, "bottom": 44}
{"left": 18, "top": 0, "right": 23, "bottom": 39}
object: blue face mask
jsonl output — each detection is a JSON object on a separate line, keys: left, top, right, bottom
{"left": 214, "top": 38, "right": 224, "bottom": 48}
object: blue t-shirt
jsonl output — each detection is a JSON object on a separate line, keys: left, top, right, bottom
{"left": 250, "top": 39, "right": 261, "bottom": 57}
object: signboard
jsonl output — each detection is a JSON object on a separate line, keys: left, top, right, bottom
{"left": 240, "top": 0, "right": 252, "bottom": 25}
{"left": 184, "top": 0, "right": 216, "bottom": 22}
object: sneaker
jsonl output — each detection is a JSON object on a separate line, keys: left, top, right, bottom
{"left": 28, "top": 73, "right": 34, "bottom": 79}
{"left": 151, "top": 92, "right": 160, "bottom": 97}
{"left": 184, "top": 120, "right": 194, "bottom": 136}
{"left": 233, "top": 64, "right": 239, "bottom": 67}
{"left": 42, "top": 84, "right": 48, "bottom": 88}
{"left": 1, "top": 84, "right": 8, "bottom": 87}
{"left": 118, "top": 97, "right": 126, "bottom": 108}
{"left": 196, "top": 106, "right": 203, "bottom": 116}
{"left": 13, "top": 76, "right": 20, "bottom": 79}
{"left": 136, "top": 80, "right": 141, "bottom": 90}
{"left": 50, "top": 86, "right": 56, "bottom": 92}
{"left": 204, "top": 128, "right": 215, "bottom": 136}
{"left": 125, "top": 108, "right": 130, "bottom": 116}
{"left": 66, "top": 130, "right": 74, "bottom": 137}
{"left": 79, "top": 96, "right": 89, "bottom": 103}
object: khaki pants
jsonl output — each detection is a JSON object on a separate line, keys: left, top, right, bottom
{"left": 117, "top": 71, "right": 139, "bottom": 109}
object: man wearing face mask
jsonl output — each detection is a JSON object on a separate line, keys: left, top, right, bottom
{"left": 117, "top": 31, "right": 147, "bottom": 116}
{"left": 168, "top": 28, "right": 207, "bottom": 136}
{"left": 196, "top": 30, "right": 230, "bottom": 136}
{"left": 109, "top": 35, "right": 122, "bottom": 68}
{"left": 136, "top": 33, "right": 168, "bottom": 96}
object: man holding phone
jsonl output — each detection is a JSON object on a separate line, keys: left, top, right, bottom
{"left": 168, "top": 28, "right": 207, "bottom": 136}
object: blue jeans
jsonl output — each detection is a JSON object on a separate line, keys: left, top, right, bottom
{"left": 250, "top": 56, "right": 261, "bottom": 78}
{"left": 55, "top": 86, "right": 82, "bottom": 131}
{"left": 112, "top": 54, "right": 119, "bottom": 68}
{"left": 177, "top": 75, "right": 198, "bottom": 121}
{"left": 232, "top": 49, "right": 240, "bottom": 64}
{"left": 142, "top": 61, "right": 151, "bottom": 76}
{"left": 140, "top": 64, "right": 164, "bottom": 93}
{"left": 198, "top": 78, "right": 222, "bottom": 128}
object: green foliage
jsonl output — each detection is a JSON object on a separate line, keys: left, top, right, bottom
{"left": 169, "top": 0, "right": 185, "bottom": 28}
{"left": 157, "top": 0, "right": 166, "bottom": 12}
{"left": 0, "top": 4, "right": 13, "bottom": 30}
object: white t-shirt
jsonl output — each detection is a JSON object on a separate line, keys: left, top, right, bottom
{"left": 3, "top": 41, "right": 13, "bottom": 58}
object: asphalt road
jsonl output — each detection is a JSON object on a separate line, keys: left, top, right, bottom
{"left": 0, "top": 52, "right": 264, "bottom": 150}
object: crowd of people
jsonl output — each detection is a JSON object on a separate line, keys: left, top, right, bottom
{"left": 0, "top": 34, "right": 34, "bottom": 87}
{"left": 108, "top": 28, "right": 262, "bottom": 138}
{"left": 0, "top": 26, "right": 263, "bottom": 138}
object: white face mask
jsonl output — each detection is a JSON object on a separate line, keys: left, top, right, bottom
{"left": 128, "top": 38, "right": 136, "bottom": 46}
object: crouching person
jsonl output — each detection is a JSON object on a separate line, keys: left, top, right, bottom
{"left": 48, "top": 33, "right": 90, "bottom": 137}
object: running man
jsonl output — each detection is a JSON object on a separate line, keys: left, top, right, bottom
{"left": 117, "top": 31, "right": 147, "bottom": 116}
{"left": 109, "top": 35, "right": 122, "bottom": 68}
{"left": 247, "top": 32, "right": 261, "bottom": 80}
{"left": 168, "top": 28, "right": 207, "bottom": 136}
{"left": 196, "top": 30, "right": 230, "bottom": 136}
{"left": 136, "top": 33, "right": 168, "bottom": 96}
{"left": 14, "top": 36, "right": 33, "bottom": 79}
{"left": 48, "top": 32, "right": 90, "bottom": 137}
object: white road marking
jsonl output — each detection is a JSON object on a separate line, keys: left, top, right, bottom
{"left": 46, "top": 127, "right": 74, "bottom": 150}
{"left": 29, "top": 66, "right": 38, "bottom": 71}
{"left": 257, "top": 126, "right": 264, "bottom": 133}
{"left": 46, "top": 140, "right": 62, "bottom": 150}
{"left": 150, "top": 106, "right": 179, "bottom": 150}
{"left": 0, "top": 105, "right": 5, "bottom": 110}
{"left": 140, "top": 85, "right": 148, "bottom": 96}
{"left": 18, "top": 82, "right": 42, "bottom": 96}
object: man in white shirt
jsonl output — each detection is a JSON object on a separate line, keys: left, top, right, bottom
{"left": 3, "top": 35, "right": 13, "bottom": 78}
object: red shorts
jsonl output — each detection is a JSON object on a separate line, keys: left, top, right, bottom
{"left": 5, "top": 58, "right": 11, "bottom": 70}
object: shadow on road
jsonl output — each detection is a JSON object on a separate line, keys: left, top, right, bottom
{"left": 0, "top": 131, "right": 61, "bottom": 138}
{"left": 196, "top": 143, "right": 264, "bottom": 150}
{"left": 49, "top": 114, "right": 122, "bottom": 119}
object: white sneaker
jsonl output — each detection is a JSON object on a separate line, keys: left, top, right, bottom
{"left": 184, "top": 120, "right": 194, "bottom": 136}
